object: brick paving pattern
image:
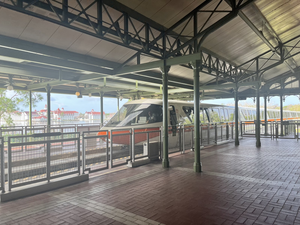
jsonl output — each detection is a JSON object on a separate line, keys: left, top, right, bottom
{"left": 1, "top": 138, "right": 300, "bottom": 224}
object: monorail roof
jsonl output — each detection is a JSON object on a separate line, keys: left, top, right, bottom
{"left": 0, "top": 1, "right": 299, "bottom": 100}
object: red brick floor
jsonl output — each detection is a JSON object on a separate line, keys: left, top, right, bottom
{"left": 1, "top": 138, "right": 300, "bottom": 225}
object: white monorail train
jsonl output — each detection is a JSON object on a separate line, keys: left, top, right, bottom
{"left": 99, "top": 99, "right": 300, "bottom": 145}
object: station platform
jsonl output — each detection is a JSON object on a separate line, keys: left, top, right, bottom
{"left": 1, "top": 138, "right": 300, "bottom": 225}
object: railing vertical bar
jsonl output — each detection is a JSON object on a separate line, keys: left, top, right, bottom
{"left": 1, "top": 137, "right": 4, "bottom": 193}
{"left": 8, "top": 137, "right": 12, "bottom": 191}
{"left": 110, "top": 131, "right": 113, "bottom": 168}
{"left": 131, "top": 128, "right": 134, "bottom": 163}
{"left": 82, "top": 134, "right": 86, "bottom": 173}
{"left": 77, "top": 135, "right": 80, "bottom": 175}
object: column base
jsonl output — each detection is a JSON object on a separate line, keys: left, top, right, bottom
{"left": 162, "top": 158, "right": 169, "bottom": 168}
{"left": 256, "top": 141, "right": 261, "bottom": 147}
{"left": 235, "top": 140, "right": 239, "bottom": 146}
{"left": 194, "top": 162, "right": 202, "bottom": 173}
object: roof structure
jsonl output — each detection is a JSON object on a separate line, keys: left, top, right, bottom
{"left": 0, "top": 0, "right": 299, "bottom": 100}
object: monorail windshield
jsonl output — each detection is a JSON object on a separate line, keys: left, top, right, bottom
{"left": 105, "top": 104, "right": 163, "bottom": 127}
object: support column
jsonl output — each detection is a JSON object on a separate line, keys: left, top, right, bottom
{"left": 100, "top": 92, "right": 104, "bottom": 125}
{"left": 280, "top": 94, "right": 283, "bottom": 136}
{"left": 256, "top": 86, "right": 261, "bottom": 147}
{"left": 46, "top": 84, "right": 51, "bottom": 132}
{"left": 234, "top": 88, "right": 239, "bottom": 146}
{"left": 264, "top": 95, "right": 268, "bottom": 135}
{"left": 161, "top": 63, "right": 170, "bottom": 168}
{"left": 29, "top": 91, "right": 32, "bottom": 127}
{"left": 192, "top": 60, "right": 202, "bottom": 173}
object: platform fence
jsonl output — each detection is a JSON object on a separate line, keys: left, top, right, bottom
{"left": 110, "top": 129, "right": 132, "bottom": 168}
{"left": 7, "top": 132, "right": 80, "bottom": 191}
{"left": 241, "top": 120, "right": 300, "bottom": 140}
{"left": 82, "top": 130, "right": 109, "bottom": 173}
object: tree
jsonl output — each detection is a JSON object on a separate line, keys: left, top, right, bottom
{"left": 0, "top": 89, "right": 43, "bottom": 126}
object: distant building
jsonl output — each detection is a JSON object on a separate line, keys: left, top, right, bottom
{"left": 84, "top": 109, "right": 105, "bottom": 120}
{"left": 52, "top": 108, "right": 79, "bottom": 121}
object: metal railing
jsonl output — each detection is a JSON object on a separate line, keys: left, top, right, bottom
{"left": 241, "top": 120, "right": 300, "bottom": 140}
{"left": 82, "top": 130, "right": 109, "bottom": 173}
{"left": 3, "top": 120, "right": 293, "bottom": 195}
{"left": 110, "top": 129, "right": 132, "bottom": 168}
{"left": 7, "top": 132, "right": 80, "bottom": 191}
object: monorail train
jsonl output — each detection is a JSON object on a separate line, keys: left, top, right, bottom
{"left": 99, "top": 99, "right": 300, "bottom": 146}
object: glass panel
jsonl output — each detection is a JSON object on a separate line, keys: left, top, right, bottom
{"left": 105, "top": 104, "right": 162, "bottom": 127}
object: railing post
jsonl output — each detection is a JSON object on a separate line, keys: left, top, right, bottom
{"left": 240, "top": 122, "right": 243, "bottom": 137}
{"left": 221, "top": 124, "right": 223, "bottom": 141}
{"left": 226, "top": 123, "right": 229, "bottom": 140}
{"left": 110, "top": 130, "right": 113, "bottom": 168}
{"left": 231, "top": 123, "right": 234, "bottom": 140}
{"left": 46, "top": 137, "right": 51, "bottom": 182}
{"left": 160, "top": 126, "right": 163, "bottom": 159}
{"left": 1, "top": 137, "right": 5, "bottom": 193}
{"left": 182, "top": 125, "right": 185, "bottom": 154}
{"left": 82, "top": 133, "right": 86, "bottom": 174}
{"left": 8, "top": 137, "right": 12, "bottom": 191}
{"left": 77, "top": 134, "right": 80, "bottom": 175}
{"left": 179, "top": 125, "right": 182, "bottom": 152}
{"left": 215, "top": 123, "right": 217, "bottom": 144}
{"left": 106, "top": 132, "right": 109, "bottom": 168}
{"left": 207, "top": 124, "right": 210, "bottom": 145}
{"left": 276, "top": 123, "right": 278, "bottom": 140}
{"left": 146, "top": 132, "right": 150, "bottom": 157}
{"left": 131, "top": 128, "right": 135, "bottom": 163}
{"left": 200, "top": 125, "right": 203, "bottom": 147}
{"left": 191, "top": 127, "right": 194, "bottom": 151}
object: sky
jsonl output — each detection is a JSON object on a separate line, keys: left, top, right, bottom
{"left": 15, "top": 91, "right": 300, "bottom": 113}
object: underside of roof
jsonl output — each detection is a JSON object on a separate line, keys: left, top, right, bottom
{"left": 0, "top": 0, "right": 299, "bottom": 100}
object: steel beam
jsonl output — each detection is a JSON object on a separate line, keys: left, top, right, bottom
{"left": 0, "top": 47, "right": 112, "bottom": 75}
{"left": 0, "top": 34, "right": 118, "bottom": 69}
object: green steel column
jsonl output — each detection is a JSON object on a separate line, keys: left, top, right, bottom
{"left": 234, "top": 88, "right": 239, "bottom": 146}
{"left": 192, "top": 60, "right": 202, "bottom": 173}
{"left": 256, "top": 87, "right": 261, "bottom": 147}
{"left": 29, "top": 91, "right": 32, "bottom": 127}
{"left": 100, "top": 92, "right": 104, "bottom": 125}
{"left": 46, "top": 84, "right": 51, "bottom": 132}
{"left": 161, "top": 64, "right": 170, "bottom": 168}
{"left": 280, "top": 94, "right": 283, "bottom": 136}
{"left": 264, "top": 95, "right": 268, "bottom": 135}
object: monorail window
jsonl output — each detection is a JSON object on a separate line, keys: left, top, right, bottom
{"left": 182, "top": 106, "right": 208, "bottom": 124}
{"left": 228, "top": 108, "right": 234, "bottom": 121}
{"left": 105, "top": 104, "right": 162, "bottom": 127}
{"left": 209, "top": 108, "right": 222, "bottom": 123}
